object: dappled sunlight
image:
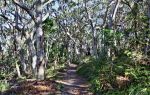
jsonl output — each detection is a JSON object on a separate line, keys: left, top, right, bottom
{"left": 0, "top": 0, "right": 149, "bottom": 94}
{"left": 56, "top": 64, "right": 93, "bottom": 95}
{"left": 1, "top": 80, "right": 56, "bottom": 95}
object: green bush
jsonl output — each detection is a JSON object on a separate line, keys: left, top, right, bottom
{"left": 77, "top": 53, "right": 150, "bottom": 94}
{"left": 0, "top": 81, "right": 9, "bottom": 92}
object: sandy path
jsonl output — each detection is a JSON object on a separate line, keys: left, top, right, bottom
{"left": 55, "top": 64, "right": 93, "bottom": 95}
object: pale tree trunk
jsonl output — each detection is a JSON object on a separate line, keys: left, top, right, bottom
{"left": 67, "top": 40, "right": 72, "bottom": 65}
{"left": 75, "top": 42, "right": 81, "bottom": 64}
{"left": 90, "top": 17, "right": 98, "bottom": 58}
{"left": 93, "top": 32, "right": 97, "bottom": 57}
{"left": 19, "top": 49, "right": 27, "bottom": 73}
{"left": 106, "top": 0, "right": 120, "bottom": 58}
{"left": 26, "top": 31, "right": 37, "bottom": 77}
{"left": 35, "top": 0, "right": 45, "bottom": 80}
{"left": 14, "top": 2, "right": 22, "bottom": 78}
{"left": 36, "top": 25, "right": 45, "bottom": 80}
{"left": 16, "top": 62, "right": 21, "bottom": 78}
{"left": 84, "top": 0, "right": 98, "bottom": 58}
{"left": 11, "top": 0, "right": 52, "bottom": 80}
{"left": 112, "top": 0, "right": 121, "bottom": 22}
{"left": 12, "top": 27, "right": 22, "bottom": 78}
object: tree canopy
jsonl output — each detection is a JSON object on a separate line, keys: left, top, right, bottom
{"left": 0, "top": 0, "right": 150, "bottom": 94}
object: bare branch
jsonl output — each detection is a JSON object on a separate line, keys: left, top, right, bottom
{"left": 101, "top": 0, "right": 115, "bottom": 28}
{"left": 42, "top": 13, "right": 49, "bottom": 22}
{"left": 42, "top": 0, "right": 53, "bottom": 7}
{"left": 0, "top": 14, "right": 8, "bottom": 20}
{"left": 121, "top": 0, "right": 132, "bottom": 9}
{"left": 12, "top": 0, "right": 35, "bottom": 21}
{"left": 112, "top": 0, "right": 121, "bottom": 21}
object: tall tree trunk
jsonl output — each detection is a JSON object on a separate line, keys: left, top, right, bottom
{"left": 67, "top": 40, "right": 72, "bottom": 65}
{"left": 35, "top": 0, "right": 45, "bottom": 80}
{"left": 84, "top": 0, "right": 97, "bottom": 58}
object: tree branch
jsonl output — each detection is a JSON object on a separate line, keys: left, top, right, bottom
{"left": 0, "top": 14, "right": 8, "bottom": 20}
{"left": 12, "top": 0, "right": 35, "bottom": 21}
{"left": 112, "top": 0, "right": 121, "bottom": 21}
{"left": 42, "top": 13, "right": 49, "bottom": 22}
{"left": 42, "top": 0, "right": 53, "bottom": 8}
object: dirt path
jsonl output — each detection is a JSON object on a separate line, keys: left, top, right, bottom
{"left": 55, "top": 64, "right": 93, "bottom": 95}
{"left": 1, "top": 64, "right": 93, "bottom": 95}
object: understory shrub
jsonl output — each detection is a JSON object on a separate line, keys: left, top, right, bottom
{"left": 77, "top": 52, "right": 150, "bottom": 95}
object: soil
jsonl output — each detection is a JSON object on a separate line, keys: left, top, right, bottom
{"left": 55, "top": 64, "right": 93, "bottom": 95}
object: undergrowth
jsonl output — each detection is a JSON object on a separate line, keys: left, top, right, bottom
{"left": 77, "top": 52, "right": 150, "bottom": 95}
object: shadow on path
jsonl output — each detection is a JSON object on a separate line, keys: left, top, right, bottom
{"left": 55, "top": 64, "right": 93, "bottom": 95}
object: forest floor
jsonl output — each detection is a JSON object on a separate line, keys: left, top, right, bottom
{"left": 1, "top": 64, "right": 93, "bottom": 95}
{"left": 55, "top": 63, "right": 93, "bottom": 95}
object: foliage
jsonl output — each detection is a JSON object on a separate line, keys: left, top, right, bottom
{"left": 0, "top": 81, "right": 9, "bottom": 92}
{"left": 0, "top": 56, "right": 17, "bottom": 80}
{"left": 77, "top": 51, "right": 150, "bottom": 94}
{"left": 0, "top": 0, "right": 150, "bottom": 94}
{"left": 43, "top": 18, "right": 56, "bottom": 34}
{"left": 103, "top": 29, "right": 123, "bottom": 46}
{"left": 45, "top": 63, "right": 65, "bottom": 79}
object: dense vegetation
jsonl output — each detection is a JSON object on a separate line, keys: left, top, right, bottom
{"left": 0, "top": 0, "right": 150, "bottom": 94}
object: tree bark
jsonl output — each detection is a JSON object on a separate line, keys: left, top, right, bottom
{"left": 35, "top": 0, "right": 45, "bottom": 80}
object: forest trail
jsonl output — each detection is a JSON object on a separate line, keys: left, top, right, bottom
{"left": 55, "top": 64, "right": 93, "bottom": 95}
